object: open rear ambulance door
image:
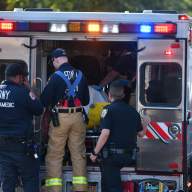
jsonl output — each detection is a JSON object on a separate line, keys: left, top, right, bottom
{"left": 0, "top": 37, "right": 31, "bottom": 82}
{"left": 137, "top": 39, "right": 185, "bottom": 173}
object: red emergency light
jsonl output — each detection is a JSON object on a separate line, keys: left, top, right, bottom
{"left": 154, "top": 23, "right": 176, "bottom": 34}
{"left": 29, "top": 23, "right": 49, "bottom": 32}
{"left": 164, "top": 48, "right": 174, "bottom": 56}
{"left": 0, "top": 21, "right": 15, "bottom": 32}
{"left": 170, "top": 42, "right": 180, "bottom": 49}
{"left": 178, "top": 14, "right": 189, "bottom": 20}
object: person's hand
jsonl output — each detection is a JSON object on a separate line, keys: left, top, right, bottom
{"left": 91, "top": 85, "right": 103, "bottom": 91}
{"left": 29, "top": 91, "right": 36, "bottom": 100}
{"left": 90, "top": 153, "right": 97, "bottom": 162}
{"left": 31, "top": 86, "right": 40, "bottom": 97}
{"left": 22, "top": 77, "right": 30, "bottom": 89}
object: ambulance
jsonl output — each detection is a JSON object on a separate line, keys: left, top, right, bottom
{"left": 0, "top": 8, "right": 192, "bottom": 192}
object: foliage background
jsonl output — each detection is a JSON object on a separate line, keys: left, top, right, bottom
{"left": 0, "top": 0, "right": 192, "bottom": 15}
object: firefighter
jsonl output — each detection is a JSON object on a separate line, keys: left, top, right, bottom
{"left": 90, "top": 80, "right": 148, "bottom": 192}
{"left": 40, "top": 48, "right": 90, "bottom": 192}
{"left": 0, "top": 63, "right": 43, "bottom": 192}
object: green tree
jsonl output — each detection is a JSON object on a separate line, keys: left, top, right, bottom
{"left": 3, "top": 0, "right": 192, "bottom": 15}
{"left": 0, "top": 1, "right": 7, "bottom": 10}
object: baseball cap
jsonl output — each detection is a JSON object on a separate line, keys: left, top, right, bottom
{"left": 110, "top": 79, "right": 129, "bottom": 88}
{"left": 5, "top": 64, "right": 29, "bottom": 77}
{"left": 51, "top": 48, "right": 67, "bottom": 58}
{"left": 109, "top": 79, "right": 131, "bottom": 98}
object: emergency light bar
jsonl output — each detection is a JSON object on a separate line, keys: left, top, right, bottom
{"left": 119, "top": 23, "right": 176, "bottom": 34}
{"left": 0, "top": 19, "right": 177, "bottom": 35}
{"left": 139, "top": 23, "right": 176, "bottom": 34}
{"left": 0, "top": 21, "right": 49, "bottom": 32}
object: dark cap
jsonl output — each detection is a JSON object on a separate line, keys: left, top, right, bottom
{"left": 5, "top": 64, "right": 29, "bottom": 77}
{"left": 109, "top": 79, "right": 129, "bottom": 99}
{"left": 110, "top": 79, "right": 129, "bottom": 88}
{"left": 51, "top": 48, "right": 67, "bottom": 58}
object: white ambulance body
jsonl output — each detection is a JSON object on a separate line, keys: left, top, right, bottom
{"left": 0, "top": 9, "right": 192, "bottom": 192}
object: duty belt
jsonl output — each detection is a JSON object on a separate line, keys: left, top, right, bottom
{"left": 109, "top": 148, "right": 133, "bottom": 154}
{"left": 58, "top": 107, "right": 83, "bottom": 113}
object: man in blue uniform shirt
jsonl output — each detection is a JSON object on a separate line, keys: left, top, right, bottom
{"left": 90, "top": 80, "right": 148, "bottom": 192}
{"left": 0, "top": 63, "right": 43, "bottom": 192}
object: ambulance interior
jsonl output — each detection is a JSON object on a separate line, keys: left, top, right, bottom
{"left": 36, "top": 40, "right": 138, "bottom": 166}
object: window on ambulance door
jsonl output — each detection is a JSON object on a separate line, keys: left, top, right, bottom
{"left": 140, "top": 62, "right": 182, "bottom": 106}
{"left": 0, "top": 60, "right": 28, "bottom": 83}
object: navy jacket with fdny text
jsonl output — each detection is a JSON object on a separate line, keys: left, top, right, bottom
{"left": 0, "top": 80, "right": 43, "bottom": 138}
{"left": 40, "top": 63, "right": 90, "bottom": 108}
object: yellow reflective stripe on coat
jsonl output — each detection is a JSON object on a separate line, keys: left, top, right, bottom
{"left": 45, "top": 178, "right": 63, "bottom": 187}
{"left": 72, "top": 176, "right": 88, "bottom": 185}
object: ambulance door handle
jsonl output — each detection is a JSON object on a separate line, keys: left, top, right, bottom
{"left": 139, "top": 108, "right": 149, "bottom": 120}
{"left": 139, "top": 108, "right": 150, "bottom": 127}
{"left": 34, "top": 77, "right": 43, "bottom": 93}
{"left": 188, "top": 117, "right": 192, "bottom": 125}
{"left": 187, "top": 110, "right": 192, "bottom": 124}
{"left": 140, "top": 108, "right": 145, "bottom": 117}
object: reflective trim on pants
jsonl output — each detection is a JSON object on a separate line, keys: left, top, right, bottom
{"left": 45, "top": 178, "right": 63, "bottom": 187}
{"left": 72, "top": 176, "right": 88, "bottom": 185}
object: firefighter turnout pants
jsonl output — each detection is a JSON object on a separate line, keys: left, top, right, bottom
{"left": 45, "top": 112, "right": 88, "bottom": 192}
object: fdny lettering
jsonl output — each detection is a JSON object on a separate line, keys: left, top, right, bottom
{"left": 63, "top": 71, "right": 79, "bottom": 92}
{"left": 0, "top": 90, "right": 10, "bottom": 100}
{"left": 0, "top": 102, "right": 14, "bottom": 108}
{"left": 64, "top": 71, "right": 78, "bottom": 80}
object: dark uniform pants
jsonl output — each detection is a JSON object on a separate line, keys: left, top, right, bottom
{"left": 0, "top": 140, "right": 40, "bottom": 192}
{"left": 101, "top": 153, "right": 134, "bottom": 192}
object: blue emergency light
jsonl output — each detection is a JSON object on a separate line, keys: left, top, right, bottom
{"left": 16, "top": 22, "right": 29, "bottom": 31}
{"left": 140, "top": 24, "right": 152, "bottom": 33}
